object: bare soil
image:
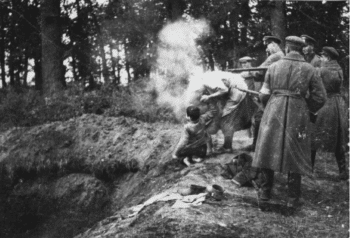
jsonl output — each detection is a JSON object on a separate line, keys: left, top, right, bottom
{"left": 0, "top": 114, "right": 348, "bottom": 238}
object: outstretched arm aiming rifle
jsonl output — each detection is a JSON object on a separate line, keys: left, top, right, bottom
{"left": 226, "top": 67, "right": 268, "bottom": 73}
{"left": 233, "top": 85, "right": 260, "bottom": 97}
{"left": 234, "top": 85, "right": 271, "bottom": 109}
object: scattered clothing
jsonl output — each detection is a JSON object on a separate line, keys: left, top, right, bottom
{"left": 172, "top": 193, "right": 207, "bottom": 208}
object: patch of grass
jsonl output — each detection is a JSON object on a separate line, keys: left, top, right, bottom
{"left": 1, "top": 128, "right": 140, "bottom": 187}
{"left": 0, "top": 81, "right": 178, "bottom": 132}
{"left": 2, "top": 153, "right": 140, "bottom": 187}
{"left": 102, "top": 82, "right": 178, "bottom": 123}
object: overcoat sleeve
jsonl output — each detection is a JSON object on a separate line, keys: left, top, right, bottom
{"left": 306, "top": 69, "right": 327, "bottom": 113}
{"left": 259, "top": 67, "right": 272, "bottom": 95}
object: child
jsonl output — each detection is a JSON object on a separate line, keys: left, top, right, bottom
{"left": 172, "top": 104, "right": 216, "bottom": 166}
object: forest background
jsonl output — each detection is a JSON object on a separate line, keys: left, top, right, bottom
{"left": 0, "top": 0, "right": 348, "bottom": 128}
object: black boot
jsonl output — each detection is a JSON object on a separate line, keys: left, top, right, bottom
{"left": 242, "top": 120, "right": 260, "bottom": 152}
{"left": 251, "top": 109, "right": 263, "bottom": 152}
{"left": 311, "top": 150, "right": 316, "bottom": 172}
{"left": 287, "top": 172, "right": 301, "bottom": 208}
{"left": 259, "top": 168, "right": 274, "bottom": 201}
{"left": 222, "top": 136, "right": 233, "bottom": 153}
{"left": 251, "top": 121, "right": 260, "bottom": 150}
{"left": 335, "top": 151, "right": 348, "bottom": 181}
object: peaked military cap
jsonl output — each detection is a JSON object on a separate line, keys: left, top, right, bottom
{"left": 285, "top": 36, "right": 306, "bottom": 48}
{"left": 239, "top": 56, "right": 253, "bottom": 63}
{"left": 301, "top": 35, "right": 316, "bottom": 45}
{"left": 263, "top": 36, "right": 281, "bottom": 44}
{"left": 321, "top": 46, "right": 339, "bottom": 59}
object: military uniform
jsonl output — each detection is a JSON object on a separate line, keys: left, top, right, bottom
{"left": 301, "top": 34, "right": 322, "bottom": 68}
{"left": 311, "top": 47, "right": 349, "bottom": 180}
{"left": 247, "top": 50, "right": 284, "bottom": 151}
{"left": 305, "top": 53, "right": 322, "bottom": 67}
{"left": 253, "top": 36, "right": 327, "bottom": 203}
{"left": 239, "top": 56, "right": 255, "bottom": 91}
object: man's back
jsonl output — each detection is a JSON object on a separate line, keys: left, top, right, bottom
{"left": 264, "top": 51, "right": 326, "bottom": 113}
{"left": 318, "top": 60, "right": 343, "bottom": 93}
{"left": 267, "top": 52, "right": 315, "bottom": 95}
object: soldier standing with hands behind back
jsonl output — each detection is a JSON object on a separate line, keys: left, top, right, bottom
{"left": 252, "top": 36, "right": 326, "bottom": 208}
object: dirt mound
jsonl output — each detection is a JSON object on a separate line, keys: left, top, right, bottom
{"left": 0, "top": 114, "right": 180, "bottom": 181}
{"left": 0, "top": 114, "right": 348, "bottom": 238}
{"left": 0, "top": 114, "right": 181, "bottom": 237}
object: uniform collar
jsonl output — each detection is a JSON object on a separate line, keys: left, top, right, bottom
{"left": 271, "top": 50, "right": 284, "bottom": 56}
{"left": 322, "top": 60, "right": 341, "bottom": 69}
{"left": 283, "top": 51, "right": 305, "bottom": 62}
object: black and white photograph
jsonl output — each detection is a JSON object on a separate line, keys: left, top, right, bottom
{"left": 0, "top": 0, "right": 349, "bottom": 237}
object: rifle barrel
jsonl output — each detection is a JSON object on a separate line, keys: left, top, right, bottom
{"left": 227, "top": 67, "right": 268, "bottom": 73}
{"left": 234, "top": 85, "right": 261, "bottom": 96}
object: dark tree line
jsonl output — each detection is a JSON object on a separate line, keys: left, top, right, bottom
{"left": 0, "top": 0, "right": 348, "bottom": 94}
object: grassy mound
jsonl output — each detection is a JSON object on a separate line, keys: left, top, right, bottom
{"left": 0, "top": 81, "right": 178, "bottom": 133}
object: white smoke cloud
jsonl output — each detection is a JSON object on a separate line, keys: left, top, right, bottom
{"left": 151, "top": 18, "right": 210, "bottom": 118}
{"left": 151, "top": 18, "right": 247, "bottom": 121}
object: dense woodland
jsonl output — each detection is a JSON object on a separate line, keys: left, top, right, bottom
{"left": 0, "top": 0, "right": 348, "bottom": 92}
{"left": 0, "top": 0, "right": 348, "bottom": 128}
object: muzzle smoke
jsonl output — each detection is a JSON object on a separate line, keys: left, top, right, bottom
{"left": 151, "top": 18, "right": 210, "bottom": 118}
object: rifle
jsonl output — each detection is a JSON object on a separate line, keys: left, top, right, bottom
{"left": 234, "top": 85, "right": 264, "bottom": 110}
{"left": 226, "top": 67, "right": 268, "bottom": 73}
{"left": 233, "top": 85, "right": 261, "bottom": 96}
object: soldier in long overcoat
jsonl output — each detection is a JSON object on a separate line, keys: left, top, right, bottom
{"left": 311, "top": 47, "right": 349, "bottom": 180}
{"left": 252, "top": 36, "right": 327, "bottom": 207}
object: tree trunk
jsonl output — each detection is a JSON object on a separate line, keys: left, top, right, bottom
{"left": 109, "top": 44, "right": 117, "bottom": 84}
{"left": 15, "top": 63, "right": 20, "bottom": 86}
{"left": 22, "top": 49, "right": 29, "bottom": 87}
{"left": 117, "top": 64, "right": 121, "bottom": 85}
{"left": 8, "top": 55, "right": 14, "bottom": 86}
{"left": 240, "top": 0, "right": 250, "bottom": 48}
{"left": 166, "top": 0, "right": 185, "bottom": 21}
{"left": 124, "top": 38, "right": 131, "bottom": 83}
{"left": 72, "top": 52, "right": 78, "bottom": 81}
{"left": 207, "top": 48, "right": 215, "bottom": 71}
{"left": 0, "top": 6, "right": 6, "bottom": 88}
{"left": 98, "top": 39, "right": 108, "bottom": 83}
{"left": 8, "top": 0, "right": 18, "bottom": 86}
{"left": 270, "top": 1, "right": 287, "bottom": 48}
{"left": 41, "top": 0, "right": 63, "bottom": 95}
{"left": 230, "top": 1, "right": 240, "bottom": 68}
{"left": 125, "top": 62, "right": 131, "bottom": 83}
{"left": 86, "top": 0, "right": 109, "bottom": 83}
{"left": 34, "top": 55, "right": 42, "bottom": 91}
